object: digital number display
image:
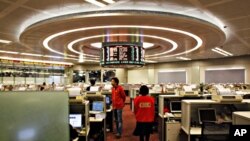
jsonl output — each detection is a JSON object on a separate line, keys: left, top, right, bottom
{"left": 100, "top": 42, "right": 145, "bottom": 68}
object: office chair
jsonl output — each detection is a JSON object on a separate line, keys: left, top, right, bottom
{"left": 201, "top": 121, "right": 231, "bottom": 141}
{"left": 243, "top": 94, "right": 250, "bottom": 99}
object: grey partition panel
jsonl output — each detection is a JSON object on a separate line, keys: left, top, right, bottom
{"left": 205, "top": 69, "right": 245, "bottom": 83}
{"left": 0, "top": 92, "right": 69, "bottom": 141}
{"left": 158, "top": 71, "right": 186, "bottom": 83}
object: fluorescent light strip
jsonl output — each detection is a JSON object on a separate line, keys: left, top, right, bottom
{"left": 176, "top": 56, "right": 191, "bottom": 60}
{"left": 85, "top": 0, "right": 106, "bottom": 7}
{"left": 145, "top": 60, "right": 157, "bottom": 63}
{"left": 0, "top": 50, "right": 19, "bottom": 54}
{"left": 102, "top": 0, "right": 115, "bottom": 4}
{"left": 206, "top": 67, "right": 245, "bottom": 71}
{"left": 20, "top": 53, "right": 43, "bottom": 57}
{"left": 43, "top": 55, "right": 64, "bottom": 59}
{"left": 0, "top": 56, "right": 73, "bottom": 65}
{"left": 43, "top": 25, "right": 202, "bottom": 59}
{"left": 143, "top": 42, "right": 154, "bottom": 48}
{"left": 215, "top": 47, "right": 233, "bottom": 56}
{"left": 68, "top": 34, "right": 177, "bottom": 57}
{"left": 78, "top": 55, "right": 84, "bottom": 63}
{"left": 211, "top": 48, "right": 228, "bottom": 56}
{"left": 158, "top": 69, "right": 186, "bottom": 73}
{"left": 0, "top": 39, "right": 12, "bottom": 44}
{"left": 0, "top": 50, "right": 98, "bottom": 62}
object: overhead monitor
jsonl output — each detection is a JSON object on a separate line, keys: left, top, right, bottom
{"left": 100, "top": 42, "right": 145, "bottom": 68}
{"left": 170, "top": 101, "right": 181, "bottom": 113}
{"left": 106, "top": 96, "right": 111, "bottom": 104}
{"left": 198, "top": 108, "right": 216, "bottom": 124}
{"left": 69, "top": 114, "right": 82, "bottom": 128}
{"left": 92, "top": 101, "right": 104, "bottom": 112}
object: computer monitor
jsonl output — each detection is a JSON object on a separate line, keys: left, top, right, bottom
{"left": 69, "top": 114, "right": 82, "bottom": 128}
{"left": 106, "top": 96, "right": 111, "bottom": 105}
{"left": 170, "top": 101, "right": 181, "bottom": 113}
{"left": 198, "top": 108, "right": 216, "bottom": 124}
{"left": 68, "top": 88, "right": 81, "bottom": 97}
{"left": 90, "top": 86, "right": 99, "bottom": 92}
{"left": 92, "top": 101, "right": 104, "bottom": 112}
{"left": 69, "top": 104, "right": 84, "bottom": 114}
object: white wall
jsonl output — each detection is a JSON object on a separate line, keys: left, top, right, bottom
{"left": 72, "top": 56, "right": 250, "bottom": 84}
{"left": 128, "top": 69, "right": 149, "bottom": 84}
{"left": 136, "top": 56, "right": 250, "bottom": 84}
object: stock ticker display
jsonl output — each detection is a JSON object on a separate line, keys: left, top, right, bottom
{"left": 100, "top": 42, "right": 145, "bottom": 67}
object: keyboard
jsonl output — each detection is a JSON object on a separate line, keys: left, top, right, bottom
{"left": 89, "top": 111, "right": 102, "bottom": 114}
{"left": 173, "top": 113, "right": 182, "bottom": 118}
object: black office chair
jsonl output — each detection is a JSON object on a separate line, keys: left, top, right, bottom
{"left": 243, "top": 94, "right": 250, "bottom": 99}
{"left": 201, "top": 121, "right": 231, "bottom": 141}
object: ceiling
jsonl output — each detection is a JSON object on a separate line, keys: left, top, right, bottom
{"left": 0, "top": 0, "right": 250, "bottom": 65}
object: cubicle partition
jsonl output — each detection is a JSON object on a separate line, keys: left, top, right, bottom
{"left": 0, "top": 91, "right": 69, "bottom": 141}
{"left": 85, "top": 95, "right": 107, "bottom": 141}
{"left": 181, "top": 99, "right": 250, "bottom": 141}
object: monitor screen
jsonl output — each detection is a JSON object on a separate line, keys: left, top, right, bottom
{"left": 92, "top": 101, "right": 104, "bottom": 112}
{"left": 69, "top": 104, "right": 84, "bottom": 114}
{"left": 170, "top": 101, "right": 181, "bottom": 113}
{"left": 198, "top": 108, "right": 216, "bottom": 124}
{"left": 90, "top": 86, "right": 99, "bottom": 92}
{"left": 106, "top": 96, "right": 111, "bottom": 104}
{"left": 69, "top": 114, "right": 82, "bottom": 128}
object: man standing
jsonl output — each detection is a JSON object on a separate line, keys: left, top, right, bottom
{"left": 111, "top": 77, "right": 126, "bottom": 139}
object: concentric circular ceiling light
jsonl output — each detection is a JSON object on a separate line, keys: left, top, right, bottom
{"left": 68, "top": 33, "right": 177, "bottom": 57}
{"left": 90, "top": 42, "right": 154, "bottom": 49}
{"left": 43, "top": 25, "right": 202, "bottom": 58}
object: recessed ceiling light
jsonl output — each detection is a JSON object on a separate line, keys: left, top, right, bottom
{"left": 43, "top": 55, "right": 64, "bottom": 59}
{"left": 143, "top": 42, "right": 154, "bottom": 48}
{"left": 0, "top": 39, "right": 12, "bottom": 44}
{"left": 145, "top": 60, "right": 157, "bottom": 63}
{"left": 78, "top": 55, "right": 84, "bottom": 63}
{"left": 85, "top": 0, "right": 106, "bottom": 7}
{"left": 20, "top": 53, "right": 43, "bottom": 57}
{"left": 43, "top": 25, "right": 202, "bottom": 59}
{"left": 211, "top": 47, "right": 233, "bottom": 56}
{"left": 91, "top": 42, "right": 102, "bottom": 48}
{"left": 102, "top": 0, "right": 115, "bottom": 4}
{"left": 176, "top": 56, "right": 191, "bottom": 60}
{"left": 0, "top": 56, "right": 73, "bottom": 65}
{"left": 215, "top": 47, "right": 233, "bottom": 56}
{"left": 211, "top": 48, "right": 228, "bottom": 56}
{"left": 0, "top": 50, "right": 18, "bottom": 54}
{"left": 68, "top": 34, "right": 177, "bottom": 58}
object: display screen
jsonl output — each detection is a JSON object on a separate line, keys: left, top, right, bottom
{"left": 92, "top": 101, "right": 104, "bottom": 112}
{"left": 100, "top": 42, "right": 145, "bottom": 67}
{"left": 69, "top": 114, "right": 82, "bottom": 128}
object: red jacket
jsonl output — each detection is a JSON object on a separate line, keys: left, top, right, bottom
{"left": 134, "top": 95, "right": 155, "bottom": 122}
{"left": 112, "top": 85, "right": 126, "bottom": 109}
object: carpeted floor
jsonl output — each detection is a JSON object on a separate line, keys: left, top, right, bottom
{"left": 107, "top": 97, "right": 159, "bottom": 141}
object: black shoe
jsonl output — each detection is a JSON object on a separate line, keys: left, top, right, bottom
{"left": 115, "top": 133, "right": 121, "bottom": 139}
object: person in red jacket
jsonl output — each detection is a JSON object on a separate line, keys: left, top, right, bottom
{"left": 133, "top": 85, "right": 155, "bottom": 141}
{"left": 111, "top": 77, "right": 126, "bottom": 139}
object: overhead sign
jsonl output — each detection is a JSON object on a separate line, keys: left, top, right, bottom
{"left": 100, "top": 42, "right": 145, "bottom": 68}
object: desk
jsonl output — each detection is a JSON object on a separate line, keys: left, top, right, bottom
{"left": 181, "top": 99, "right": 250, "bottom": 141}
{"left": 233, "top": 111, "right": 250, "bottom": 125}
{"left": 89, "top": 117, "right": 104, "bottom": 122}
{"left": 106, "top": 108, "right": 113, "bottom": 132}
{"left": 78, "top": 128, "right": 90, "bottom": 141}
